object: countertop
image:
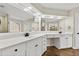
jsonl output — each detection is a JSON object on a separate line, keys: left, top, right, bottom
{"left": 0, "top": 31, "right": 73, "bottom": 50}
{"left": 0, "top": 33, "right": 46, "bottom": 50}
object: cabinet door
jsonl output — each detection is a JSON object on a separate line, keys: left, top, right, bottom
{"left": 14, "top": 43, "right": 26, "bottom": 56}
{"left": 60, "top": 35, "right": 72, "bottom": 49}
{"left": 26, "top": 39, "right": 38, "bottom": 56}
{"left": 2, "top": 43, "right": 26, "bottom": 56}
{"left": 42, "top": 36, "right": 47, "bottom": 53}
{"left": 2, "top": 47, "right": 15, "bottom": 56}
{"left": 26, "top": 37, "right": 45, "bottom": 56}
{"left": 36, "top": 37, "right": 46, "bottom": 56}
{"left": 60, "top": 36, "right": 68, "bottom": 49}
{"left": 67, "top": 36, "right": 72, "bottom": 48}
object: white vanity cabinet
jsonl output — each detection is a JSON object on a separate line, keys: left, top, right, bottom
{"left": 26, "top": 40, "right": 35, "bottom": 56}
{"left": 26, "top": 38, "right": 42, "bottom": 56}
{"left": 54, "top": 34, "right": 72, "bottom": 49}
{"left": 26, "top": 36, "right": 47, "bottom": 56}
{"left": 1, "top": 43, "right": 26, "bottom": 56}
{"left": 59, "top": 34, "right": 72, "bottom": 49}
{"left": 41, "top": 35, "right": 47, "bottom": 53}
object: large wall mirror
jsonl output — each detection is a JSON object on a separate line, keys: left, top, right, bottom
{"left": 41, "top": 18, "right": 59, "bottom": 31}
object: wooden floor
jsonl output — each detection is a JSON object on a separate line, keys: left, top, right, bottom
{"left": 43, "top": 46, "right": 79, "bottom": 56}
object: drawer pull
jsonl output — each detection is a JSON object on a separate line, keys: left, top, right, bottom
{"left": 35, "top": 44, "right": 38, "bottom": 47}
{"left": 14, "top": 49, "right": 18, "bottom": 52}
{"left": 77, "top": 33, "right": 79, "bottom": 34}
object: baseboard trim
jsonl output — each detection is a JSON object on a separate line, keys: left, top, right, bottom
{"left": 47, "top": 46, "right": 72, "bottom": 50}
{"left": 42, "top": 51, "right": 47, "bottom": 56}
{"left": 72, "top": 47, "right": 79, "bottom": 49}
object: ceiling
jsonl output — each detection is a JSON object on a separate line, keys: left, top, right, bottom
{"left": 0, "top": 3, "right": 33, "bottom": 21}
{"left": 42, "top": 15, "right": 66, "bottom": 22}
{"left": 0, "top": 3, "right": 43, "bottom": 21}
{"left": 40, "top": 3, "right": 79, "bottom": 11}
{"left": 0, "top": 3, "right": 79, "bottom": 22}
{"left": 32, "top": 3, "right": 79, "bottom": 16}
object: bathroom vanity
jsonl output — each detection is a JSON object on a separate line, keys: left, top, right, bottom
{"left": 0, "top": 32, "right": 72, "bottom": 56}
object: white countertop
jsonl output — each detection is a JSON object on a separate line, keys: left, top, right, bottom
{"left": 0, "top": 33, "right": 46, "bottom": 50}
{"left": 0, "top": 31, "right": 73, "bottom": 50}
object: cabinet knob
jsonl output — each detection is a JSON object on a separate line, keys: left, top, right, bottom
{"left": 14, "top": 49, "right": 18, "bottom": 52}
{"left": 35, "top": 44, "right": 38, "bottom": 47}
{"left": 77, "top": 33, "right": 79, "bottom": 34}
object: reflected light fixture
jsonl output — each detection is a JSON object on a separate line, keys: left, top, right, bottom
{"left": 24, "top": 7, "right": 32, "bottom": 12}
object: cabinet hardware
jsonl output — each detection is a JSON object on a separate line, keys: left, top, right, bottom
{"left": 24, "top": 33, "right": 29, "bottom": 37}
{"left": 59, "top": 31, "right": 62, "bottom": 34}
{"left": 14, "top": 49, "right": 18, "bottom": 52}
{"left": 35, "top": 44, "right": 38, "bottom": 47}
{"left": 77, "top": 33, "right": 79, "bottom": 34}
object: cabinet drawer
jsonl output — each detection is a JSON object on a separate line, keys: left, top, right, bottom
{"left": 2, "top": 43, "right": 26, "bottom": 56}
{"left": 26, "top": 39, "right": 39, "bottom": 56}
{"left": 26, "top": 37, "right": 46, "bottom": 56}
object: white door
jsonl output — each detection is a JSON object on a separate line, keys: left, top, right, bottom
{"left": 73, "top": 14, "right": 79, "bottom": 48}
{"left": 74, "top": 13, "right": 79, "bottom": 48}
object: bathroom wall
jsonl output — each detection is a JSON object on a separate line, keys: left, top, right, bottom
{"left": 59, "top": 16, "right": 73, "bottom": 33}
{"left": 22, "top": 18, "right": 40, "bottom": 32}
{"left": 8, "top": 18, "right": 25, "bottom": 33}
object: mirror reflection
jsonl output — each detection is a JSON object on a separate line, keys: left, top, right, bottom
{"left": 0, "top": 3, "right": 73, "bottom": 34}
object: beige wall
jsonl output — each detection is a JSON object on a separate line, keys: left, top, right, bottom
{"left": 0, "top": 16, "right": 8, "bottom": 33}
